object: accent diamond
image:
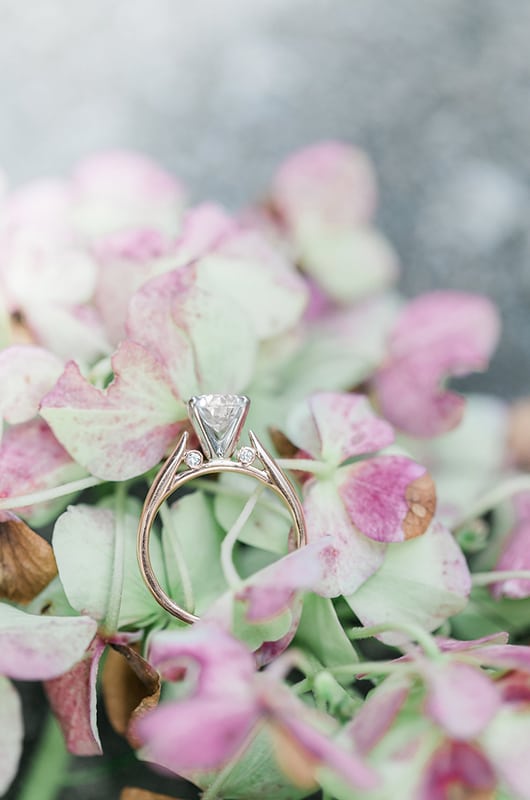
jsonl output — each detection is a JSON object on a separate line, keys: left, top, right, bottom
{"left": 184, "top": 450, "right": 203, "bottom": 468}
{"left": 238, "top": 446, "right": 256, "bottom": 465}
{"left": 188, "top": 394, "right": 250, "bottom": 459}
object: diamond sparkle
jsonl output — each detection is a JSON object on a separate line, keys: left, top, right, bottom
{"left": 188, "top": 394, "right": 250, "bottom": 459}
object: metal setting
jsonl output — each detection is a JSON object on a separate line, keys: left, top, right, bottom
{"left": 137, "top": 395, "right": 307, "bottom": 624}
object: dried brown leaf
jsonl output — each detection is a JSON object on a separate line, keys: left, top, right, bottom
{"left": 0, "top": 512, "right": 57, "bottom": 603}
{"left": 102, "top": 642, "right": 160, "bottom": 749}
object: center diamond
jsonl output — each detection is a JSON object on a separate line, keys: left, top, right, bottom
{"left": 188, "top": 394, "right": 250, "bottom": 459}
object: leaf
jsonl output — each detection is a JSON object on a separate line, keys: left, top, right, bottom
{"left": 0, "top": 512, "right": 57, "bottom": 603}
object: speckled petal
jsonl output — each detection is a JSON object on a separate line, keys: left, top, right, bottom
{"left": 126, "top": 267, "right": 257, "bottom": 399}
{"left": 375, "top": 291, "right": 501, "bottom": 437}
{"left": 0, "top": 602, "right": 97, "bottom": 680}
{"left": 303, "top": 479, "right": 386, "bottom": 597}
{"left": 285, "top": 392, "right": 394, "bottom": 465}
{"left": 0, "top": 345, "right": 63, "bottom": 429}
{"left": 45, "top": 635, "right": 105, "bottom": 755}
{"left": 338, "top": 456, "right": 436, "bottom": 542}
{"left": 40, "top": 340, "right": 182, "bottom": 480}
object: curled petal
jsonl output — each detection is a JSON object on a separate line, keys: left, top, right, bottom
{"left": 424, "top": 661, "right": 500, "bottom": 739}
{"left": 338, "top": 456, "right": 436, "bottom": 542}
{"left": 347, "top": 676, "right": 411, "bottom": 755}
{"left": 136, "top": 696, "right": 258, "bottom": 774}
{"left": 419, "top": 741, "right": 496, "bottom": 800}
{"left": 0, "top": 346, "right": 63, "bottom": 428}
{"left": 0, "top": 511, "right": 57, "bottom": 603}
{"left": 148, "top": 625, "right": 256, "bottom": 698}
{"left": 41, "top": 340, "right": 182, "bottom": 480}
{"left": 0, "top": 677, "right": 23, "bottom": 795}
{"left": 375, "top": 291, "right": 501, "bottom": 437}
{"left": 303, "top": 479, "right": 386, "bottom": 596}
{"left": 271, "top": 141, "right": 377, "bottom": 233}
{"left": 45, "top": 635, "right": 105, "bottom": 755}
{"left": 348, "top": 521, "right": 471, "bottom": 643}
{"left": 285, "top": 392, "right": 394, "bottom": 465}
{"left": 72, "top": 150, "right": 185, "bottom": 238}
{"left": 0, "top": 419, "right": 87, "bottom": 524}
{"left": 126, "top": 267, "right": 257, "bottom": 399}
{"left": 0, "top": 602, "right": 97, "bottom": 680}
{"left": 235, "top": 541, "right": 327, "bottom": 623}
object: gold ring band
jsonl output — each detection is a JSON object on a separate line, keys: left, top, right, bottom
{"left": 137, "top": 396, "right": 307, "bottom": 624}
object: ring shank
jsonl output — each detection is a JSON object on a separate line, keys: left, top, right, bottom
{"left": 137, "top": 437, "right": 306, "bottom": 624}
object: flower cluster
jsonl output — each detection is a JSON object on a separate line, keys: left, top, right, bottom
{"left": 0, "top": 142, "right": 528, "bottom": 800}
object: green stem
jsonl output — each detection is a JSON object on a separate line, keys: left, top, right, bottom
{"left": 0, "top": 476, "right": 104, "bottom": 511}
{"left": 17, "top": 714, "right": 69, "bottom": 800}
{"left": 276, "top": 457, "right": 331, "bottom": 477}
{"left": 329, "top": 660, "right": 415, "bottom": 679}
{"left": 220, "top": 487, "right": 262, "bottom": 590}
{"left": 453, "top": 474, "right": 530, "bottom": 529}
{"left": 472, "top": 569, "right": 530, "bottom": 587}
{"left": 349, "top": 622, "right": 441, "bottom": 659}
{"left": 159, "top": 501, "right": 195, "bottom": 613}
{"left": 104, "top": 482, "right": 127, "bottom": 632}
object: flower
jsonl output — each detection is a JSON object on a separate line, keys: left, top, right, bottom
{"left": 347, "top": 633, "right": 530, "bottom": 800}
{"left": 135, "top": 625, "right": 377, "bottom": 795}
{"left": 373, "top": 291, "right": 501, "bottom": 437}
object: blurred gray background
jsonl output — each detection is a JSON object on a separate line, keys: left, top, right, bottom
{"left": 1, "top": 0, "right": 530, "bottom": 397}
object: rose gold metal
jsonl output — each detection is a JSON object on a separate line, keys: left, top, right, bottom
{"left": 137, "top": 429, "right": 307, "bottom": 624}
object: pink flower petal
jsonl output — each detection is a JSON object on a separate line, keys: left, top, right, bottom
{"left": 0, "top": 603, "right": 97, "bottom": 680}
{"left": 303, "top": 479, "right": 386, "bottom": 596}
{"left": 424, "top": 661, "right": 500, "bottom": 740}
{"left": 136, "top": 696, "right": 259, "bottom": 773}
{"left": 285, "top": 392, "right": 394, "bottom": 465}
{"left": 347, "top": 676, "right": 411, "bottom": 755}
{"left": 173, "top": 203, "right": 234, "bottom": 262}
{"left": 72, "top": 150, "right": 185, "bottom": 238}
{"left": 40, "top": 340, "right": 182, "bottom": 480}
{"left": 467, "top": 644, "right": 530, "bottom": 674}
{"left": 147, "top": 625, "right": 256, "bottom": 698}
{"left": 0, "top": 677, "right": 22, "bottom": 795}
{"left": 374, "top": 291, "right": 501, "bottom": 437}
{"left": 126, "top": 267, "right": 257, "bottom": 399}
{"left": 235, "top": 542, "right": 327, "bottom": 623}
{"left": 136, "top": 626, "right": 260, "bottom": 772}
{"left": 0, "top": 419, "right": 87, "bottom": 524}
{"left": 45, "top": 635, "right": 105, "bottom": 755}
{"left": 419, "top": 741, "right": 496, "bottom": 800}
{"left": 349, "top": 521, "right": 471, "bottom": 643}
{"left": 271, "top": 141, "right": 377, "bottom": 233}
{"left": 338, "top": 456, "right": 436, "bottom": 542}
{"left": 0, "top": 346, "right": 63, "bottom": 427}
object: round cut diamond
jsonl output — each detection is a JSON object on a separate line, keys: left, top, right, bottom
{"left": 238, "top": 446, "right": 256, "bottom": 465}
{"left": 188, "top": 394, "right": 250, "bottom": 458}
{"left": 184, "top": 450, "right": 203, "bottom": 468}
